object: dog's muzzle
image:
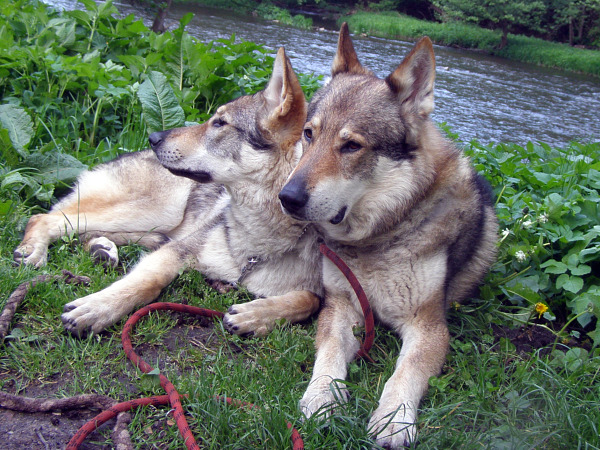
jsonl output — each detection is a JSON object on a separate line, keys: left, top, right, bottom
{"left": 279, "top": 178, "right": 309, "bottom": 216}
{"left": 148, "top": 130, "right": 172, "bottom": 150}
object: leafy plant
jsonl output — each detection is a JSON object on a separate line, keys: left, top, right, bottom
{"left": 255, "top": 2, "right": 313, "bottom": 29}
{"left": 0, "top": 0, "right": 322, "bottom": 209}
{"left": 466, "top": 140, "right": 600, "bottom": 345}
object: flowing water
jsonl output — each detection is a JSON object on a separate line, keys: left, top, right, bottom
{"left": 45, "top": 0, "right": 600, "bottom": 147}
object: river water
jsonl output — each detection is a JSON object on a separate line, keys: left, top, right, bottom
{"left": 45, "top": 0, "right": 600, "bottom": 147}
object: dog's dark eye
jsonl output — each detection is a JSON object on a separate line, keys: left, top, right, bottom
{"left": 213, "top": 118, "right": 227, "bottom": 128}
{"left": 341, "top": 141, "right": 362, "bottom": 153}
{"left": 303, "top": 128, "right": 312, "bottom": 141}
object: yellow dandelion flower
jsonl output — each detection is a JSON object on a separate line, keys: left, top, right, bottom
{"left": 535, "top": 302, "right": 548, "bottom": 318}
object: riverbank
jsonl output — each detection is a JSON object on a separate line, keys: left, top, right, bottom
{"left": 180, "top": 1, "right": 600, "bottom": 78}
{"left": 179, "top": 0, "right": 313, "bottom": 29}
{"left": 345, "top": 12, "right": 600, "bottom": 77}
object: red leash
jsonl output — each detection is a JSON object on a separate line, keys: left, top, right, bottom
{"left": 67, "top": 303, "right": 304, "bottom": 450}
{"left": 67, "top": 244, "right": 372, "bottom": 449}
{"left": 319, "top": 243, "right": 375, "bottom": 359}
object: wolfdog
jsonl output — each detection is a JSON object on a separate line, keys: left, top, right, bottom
{"left": 14, "top": 48, "right": 322, "bottom": 338}
{"left": 279, "top": 24, "right": 498, "bottom": 447}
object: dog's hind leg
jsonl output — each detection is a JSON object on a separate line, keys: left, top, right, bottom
{"left": 14, "top": 151, "right": 194, "bottom": 267}
{"left": 61, "top": 242, "right": 187, "bottom": 336}
{"left": 82, "top": 231, "right": 172, "bottom": 268}
{"left": 223, "top": 290, "right": 321, "bottom": 336}
{"left": 367, "top": 295, "right": 449, "bottom": 448}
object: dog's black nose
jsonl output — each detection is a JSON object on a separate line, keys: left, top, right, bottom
{"left": 279, "top": 179, "right": 309, "bottom": 214}
{"left": 148, "top": 131, "right": 165, "bottom": 149}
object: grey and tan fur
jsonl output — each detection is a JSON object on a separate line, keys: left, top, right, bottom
{"left": 14, "top": 48, "right": 322, "bottom": 338}
{"left": 278, "top": 24, "right": 498, "bottom": 447}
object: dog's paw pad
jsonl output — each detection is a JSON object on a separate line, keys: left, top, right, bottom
{"left": 369, "top": 404, "right": 417, "bottom": 449}
{"left": 87, "top": 238, "right": 118, "bottom": 268}
{"left": 63, "top": 303, "right": 77, "bottom": 313}
{"left": 222, "top": 316, "right": 239, "bottom": 333}
{"left": 13, "top": 244, "right": 47, "bottom": 267}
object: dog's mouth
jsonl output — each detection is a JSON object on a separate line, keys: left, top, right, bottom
{"left": 167, "top": 168, "right": 213, "bottom": 183}
{"left": 329, "top": 206, "right": 347, "bottom": 225}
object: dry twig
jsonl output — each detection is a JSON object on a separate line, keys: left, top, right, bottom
{"left": 0, "top": 270, "right": 90, "bottom": 340}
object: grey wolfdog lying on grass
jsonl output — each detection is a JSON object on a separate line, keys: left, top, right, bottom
{"left": 15, "top": 48, "right": 323, "bottom": 338}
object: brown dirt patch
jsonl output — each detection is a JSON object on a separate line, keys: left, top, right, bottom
{"left": 491, "top": 323, "right": 557, "bottom": 355}
{"left": 0, "top": 315, "right": 240, "bottom": 449}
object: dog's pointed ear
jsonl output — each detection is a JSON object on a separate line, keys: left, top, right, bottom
{"left": 331, "top": 22, "right": 372, "bottom": 77}
{"left": 263, "top": 47, "right": 306, "bottom": 124}
{"left": 386, "top": 37, "right": 436, "bottom": 117}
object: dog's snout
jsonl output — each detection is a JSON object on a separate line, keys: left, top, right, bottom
{"left": 279, "top": 179, "right": 309, "bottom": 214}
{"left": 148, "top": 131, "right": 168, "bottom": 149}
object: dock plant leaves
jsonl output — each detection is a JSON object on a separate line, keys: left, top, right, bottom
{"left": 137, "top": 71, "right": 185, "bottom": 133}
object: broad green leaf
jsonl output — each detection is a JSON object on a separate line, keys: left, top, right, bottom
{"left": 21, "top": 152, "right": 87, "bottom": 185}
{"left": 65, "top": 9, "right": 92, "bottom": 26}
{"left": 0, "top": 104, "right": 33, "bottom": 156}
{"left": 78, "top": 0, "right": 98, "bottom": 13}
{"left": 556, "top": 274, "right": 584, "bottom": 294}
{"left": 570, "top": 264, "right": 591, "bottom": 276}
{"left": 540, "top": 259, "right": 567, "bottom": 274}
{"left": 137, "top": 71, "right": 185, "bottom": 133}
{"left": 179, "top": 12, "right": 194, "bottom": 28}
{"left": 568, "top": 290, "right": 600, "bottom": 328}
{"left": 1, "top": 170, "right": 37, "bottom": 190}
{"left": 45, "top": 18, "right": 76, "bottom": 47}
{"left": 0, "top": 200, "right": 14, "bottom": 216}
{"left": 0, "top": 128, "right": 19, "bottom": 166}
{"left": 117, "top": 54, "right": 147, "bottom": 77}
{"left": 587, "top": 326, "right": 600, "bottom": 348}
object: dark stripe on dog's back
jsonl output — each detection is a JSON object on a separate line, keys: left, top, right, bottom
{"left": 444, "top": 171, "right": 494, "bottom": 300}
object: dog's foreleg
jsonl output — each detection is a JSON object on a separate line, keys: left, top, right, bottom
{"left": 368, "top": 296, "right": 449, "bottom": 448}
{"left": 13, "top": 212, "right": 80, "bottom": 267}
{"left": 61, "top": 243, "right": 186, "bottom": 336}
{"left": 223, "top": 290, "right": 321, "bottom": 336}
{"left": 299, "top": 293, "right": 363, "bottom": 419}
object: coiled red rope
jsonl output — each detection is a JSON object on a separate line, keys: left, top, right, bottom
{"left": 67, "top": 243, "right": 372, "bottom": 449}
{"left": 66, "top": 303, "right": 304, "bottom": 450}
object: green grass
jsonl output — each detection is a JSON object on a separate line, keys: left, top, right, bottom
{"left": 1, "top": 226, "right": 599, "bottom": 447}
{"left": 345, "top": 11, "right": 600, "bottom": 77}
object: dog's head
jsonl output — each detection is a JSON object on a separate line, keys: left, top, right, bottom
{"left": 279, "top": 24, "right": 441, "bottom": 240}
{"left": 150, "top": 47, "right": 306, "bottom": 187}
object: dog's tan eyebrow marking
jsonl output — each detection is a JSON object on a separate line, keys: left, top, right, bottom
{"left": 339, "top": 128, "right": 351, "bottom": 140}
{"left": 309, "top": 116, "right": 321, "bottom": 130}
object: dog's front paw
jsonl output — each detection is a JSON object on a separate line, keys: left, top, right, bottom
{"left": 299, "top": 378, "right": 348, "bottom": 420}
{"left": 368, "top": 402, "right": 417, "bottom": 449}
{"left": 61, "top": 294, "right": 121, "bottom": 337}
{"left": 14, "top": 242, "right": 48, "bottom": 267}
{"left": 86, "top": 237, "right": 119, "bottom": 268}
{"left": 223, "top": 298, "right": 279, "bottom": 336}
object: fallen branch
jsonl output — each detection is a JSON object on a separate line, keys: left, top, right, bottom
{"left": 0, "top": 270, "right": 90, "bottom": 340}
{"left": 0, "top": 391, "right": 115, "bottom": 412}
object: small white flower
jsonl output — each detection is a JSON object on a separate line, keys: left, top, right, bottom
{"left": 538, "top": 214, "right": 548, "bottom": 223}
{"left": 515, "top": 250, "right": 527, "bottom": 262}
{"left": 501, "top": 229, "right": 510, "bottom": 238}
{"left": 523, "top": 220, "right": 533, "bottom": 228}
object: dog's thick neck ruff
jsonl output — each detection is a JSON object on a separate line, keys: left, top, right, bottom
{"left": 235, "top": 222, "right": 311, "bottom": 285}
